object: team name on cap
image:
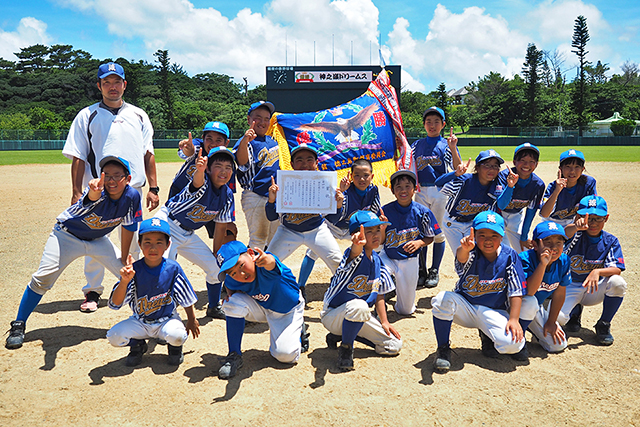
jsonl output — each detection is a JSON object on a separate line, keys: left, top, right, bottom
{"left": 588, "top": 198, "right": 597, "bottom": 207}
{"left": 108, "top": 63, "right": 116, "bottom": 72}
{"left": 217, "top": 253, "right": 225, "bottom": 265}
{"left": 151, "top": 218, "right": 162, "bottom": 227}
{"left": 548, "top": 222, "right": 559, "bottom": 230}
{"left": 569, "top": 149, "right": 576, "bottom": 155}
{"left": 489, "top": 150, "right": 497, "bottom": 157}
{"left": 487, "top": 213, "right": 497, "bottom": 223}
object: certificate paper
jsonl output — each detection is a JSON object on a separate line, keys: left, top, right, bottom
{"left": 276, "top": 170, "right": 337, "bottom": 214}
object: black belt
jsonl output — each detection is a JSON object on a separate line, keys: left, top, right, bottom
{"left": 168, "top": 213, "right": 191, "bottom": 231}
{"left": 56, "top": 222, "right": 96, "bottom": 241}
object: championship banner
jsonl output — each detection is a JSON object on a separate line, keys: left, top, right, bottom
{"left": 268, "top": 69, "right": 412, "bottom": 187}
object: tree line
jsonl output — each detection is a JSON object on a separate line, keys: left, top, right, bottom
{"left": 1, "top": 16, "right": 638, "bottom": 136}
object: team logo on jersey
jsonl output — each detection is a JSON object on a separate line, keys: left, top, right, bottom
{"left": 186, "top": 204, "right": 220, "bottom": 223}
{"left": 385, "top": 227, "right": 420, "bottom": 249}
{"left": 538, "top": 280, "right": 560, "bottom": 293}
{"left": 283, "top": 213, "right": 317, "bottom": 225}
{"left": 460, "top": 275, "right": 506, "bottom": 296}
{"left": 252, "top": 293, "right": 270, "bottom": 302}
{"left": 570, "top": 255, "right": 604, "bottom": 274}
{"left": 136, "top": 292, "right": 173, "bottom": 317}
{"left": 553, "top": 205, "right": 579, "bottom": 220}
{"left": 82, "top": 213, "right": 124, "bottom": 230}
{"left": 257, "top": 146, "right": 280, "bottom": 168}
{"left": 346, "top": 274, "right": 379, "bottom": 297}
{"left": 186, "top": 164, "right": 198, "bottom": 178}
{"left": 455, "top": 199, "right": 491, "bottom": 217}
{"left": 415, "top": 156, "right": 443, "bottom": 171}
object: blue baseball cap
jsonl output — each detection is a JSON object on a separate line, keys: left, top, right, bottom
{"left": 348, "top": 210, "right": 391, "bottom": 235}
{"left": 422, "top": 106, "right": 445, "bottom": 122}
{"left": 533, "top": 221, "right": 567, "bottom": 240}
{"left": 577, "top": 195, "right": 608, "bottom": 216}
{"left": 514, "top": 142, "right": 540, "bottom": 157}
{"left": 472, "top": 210, "right": 505, "bottom": 236}
{"left": 248, "top": 101, "right": 275, "bottom": 116}
{"left": 290, "top": 143, "right": 318, "bottom": 159}
{"left": 202, "top": 121, "right": 230, "bottom": 138}
{"left": 139, "top": 218, "right": 171, "bottom": 238}
{"left": 475, "top": 149, "right": 504, "bottom": 165}
{"left": 216, "top": 240, "right": 249, "bottom": 281}
{"left": 207, "top": 146, "right": 236, "bottom": 164}
{"left": 99, "top": 155, "right": 130, "bottom": 175}
{"left": 98, "top": 62, "right": 125, "bottom": 80}
{"left": 560, "top": 149, "right": 585, "bottom": 163}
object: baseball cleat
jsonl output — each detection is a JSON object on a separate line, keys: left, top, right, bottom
{"left": 167, "top": 344, "right": 184, "bottom": 365}
{"left": 337, "top": 343, "right": 355, "bottom": 371}
{"left": 434, "top": 345, "right": 451, "bottom": 372}
{"left": 206, "top": 303, "right": 226, "bottom": 320}
{"left": 5, "top": 320, "right": 26, "bottom": 349}
{"left": 417, "top": 271, "right": 428, "bottom": 289}
{"left": 425, "top": 268, "right": 440, "bottom": 288}
{"left": 564, "top": 304, "right": 583, "bottom": 333}
{"left": 126, "top": 339, "right": 148, "bottom": 366}
{"left": 300, "top": 323, "right": 310, "bottom": 353}
{"left": 594, "top": 320, "right": 614, "bottom": 346}
{"left": 479, "top": 330, "right": 500, "bottom": 358}
{"left": 80, "top": 291, "right": 100, "bottom": 313}
{"left": 219, "top": 352, "right": 243, "bottom": 379}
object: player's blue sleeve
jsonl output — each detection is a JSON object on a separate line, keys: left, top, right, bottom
{"left": 265, "top": 201, "right": 279, "bottom": 221}
{"left": 520, "top": 208, "right": 537, "bottom": 241}
{"left": 435, "top": 171, "right": 457, "bottom": 187}
{"left": 496, "top": 186, "right": 514, "bottom": 210}
{"left": 123, "top": 223, "right": 138, "bottom": 232}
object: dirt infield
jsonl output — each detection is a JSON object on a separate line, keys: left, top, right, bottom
{"left": 0, "top": 161, "right": 639, "bottom": 426}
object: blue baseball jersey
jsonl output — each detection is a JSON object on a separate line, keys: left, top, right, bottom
{"left": 169, "top": 139, "right": 236, "bottom": 199}
{"left": 411, "top": 135, "right": 457, "bottom": 185}
{"left": 233, "top": 135, "right": 280, "bottom": 197}
{"left": 564, "top": 230, "right": 625, "bottom": 284}
{"left": 441, "top": 173, "right": 501, "bottom": 222}
{"left": 165, "top": 176, "right": 235, "bottom": 230}
{"left": 323, "top": 248, "right": 395, "bottom": 309}
{"left": 454, "top": 244, "right": 527, "bottom": 310}
{"left": 224, "top": 254, "right": 300, "bottom": 314}
{"left": 497, "top": 169, "right": 545, "bottom": 214}
{"left": 382, "top": 200, "right": 440, "bottom": 260}
{"left": 108, "top": 258, "right": 198, "bottom": 321}
{"left": 266, "top": 202, "right": 343, "bottom": 233}
{"left": 56, "top": 185, "right": 142, "bottom": 240}
{"left": 519, "top": 250, "right": 571, "bottom": 305}
{"left": 542, "top": 175, "right": 597, "bottom": 222}
{"left": 326, "top": 184, "right": 380, "bottom": 229}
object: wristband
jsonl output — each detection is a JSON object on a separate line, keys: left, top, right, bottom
{"left": 149, "top": 186, "right": 160, "bottom": 195}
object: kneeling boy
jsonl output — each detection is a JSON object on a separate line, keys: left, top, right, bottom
{"left": 321, "top": 211, "right": 402, "bottom": 371}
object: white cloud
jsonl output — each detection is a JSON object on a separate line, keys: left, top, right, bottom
{"left": 525, "top": 0, "right": 609, "bottom": 44}
{"left": 387, "top": 4, "right": 530, "bottom": 90}
{"left": 0, "top": 17, "right": 52, "bottom": 60}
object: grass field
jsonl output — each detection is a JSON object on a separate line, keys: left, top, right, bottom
{"left": 1, "top": 146, "right": 639, "bottom": 166}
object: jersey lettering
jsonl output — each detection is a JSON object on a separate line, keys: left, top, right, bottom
{"left": 82, "top": 212, "right": 124, "bottom": 230}
{"left": 570, "top": 255, "right": 604, "bottom": 275}
{"left": 252, "top": 293, "right": 270, "bottom": 302}
{"left": 136, "top": 292, "right": 173, "bottom": 317}
{"left": 346, "top": 274, "right": 378, "bottom": 297}
{"left": 257, "top": 146, "right": 279, "bottom": 168}
{"left": 553, "top": 206, "right": 578, "bottom": 219}
{"left": 186, "top": 205, "right": 221, "bottom": 223}
{"left": 460, "top": 275, "right": 507, "bottom": 297}
{"left": 385, "top": 228, "right": 420, "bottom": 249}
{"left": 539, "top": 281, "right": 560, "bottom": 293}
{"left": 504, "top": 198, "right": 530, "bottom": 210}
{"left": 415, "top": 156, "right": 443, "bottom": 171}
{"left": 455, "top": 199, "right": 492, "bottom": 217}
{"left": 283, "top": 213, "right": 317, "bottom": 225}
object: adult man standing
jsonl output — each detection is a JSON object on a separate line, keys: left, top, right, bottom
{"left": 62, "top": 62, "right": 159, "bottom": 312}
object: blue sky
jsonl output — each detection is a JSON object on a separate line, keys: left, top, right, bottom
{"left": 1, "top": 0, "right": 638, "bottom": 92}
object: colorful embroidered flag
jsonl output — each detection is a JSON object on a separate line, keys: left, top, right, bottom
{"left": 268, "top": 69, "right": 412, "bottom": 187}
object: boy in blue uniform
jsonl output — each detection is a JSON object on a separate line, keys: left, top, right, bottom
{"left": 321, "top": 211, "right": 402, "bottom": 371}
{"left": 298, "top": 158, "right": 380, "bottom": 291}
{"left": 169, "top": 122, "right": 236, "bottom": 319}
{"left": 6, "top": 157, "right": 142, "bottom": 349}
{"left": 496, "top": 143, "right": 546, "bottom": 252}
{"left": 106, "top": 218, "right": 199, "bottom": 366}
{"left": 380, "top": 170, "right": 440, "bottom": 316}
{"left": 559, "top": 195, "right": 626, "bottom": 345}
{"left": 234, "top": 101, "right": 280, "bottom": 251}
{"left": 540, "top": 149, "right": 597, "bottom": 226}
{"left": 411, "top": 106, "right": 461, "bottom": 288}
{"left": 519, "top": 221, "right": 571, "bottom": 353}
{"left": 216, "top": 240, "right": 306, "bottom": 379}
{"left": 431, "top": 211, "right": 537, "bottom": 372}
{"left": 266, "top": 144, "right": 344, "bottom": 277}
{"left": 154, "top": 147, "right": 236, "bottom": 320}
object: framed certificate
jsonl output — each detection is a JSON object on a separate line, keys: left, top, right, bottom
{"left": 276, "top": 170, "right": 337, "bottom": 214}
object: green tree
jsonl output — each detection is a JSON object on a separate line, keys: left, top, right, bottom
{"left": 522, "top": 43, "right": 544, "bottom": 125}
{"left": 153, "top": 49, "right": 175, "bottom": 128}
{"left": 15, "top": 44, "right": 50, "bottom": 73}
{"left": 434, "top": 82, "right": 449, "bottom": 119}
{"left": 571, "top": 15, "right": 591, "bottom": 133}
